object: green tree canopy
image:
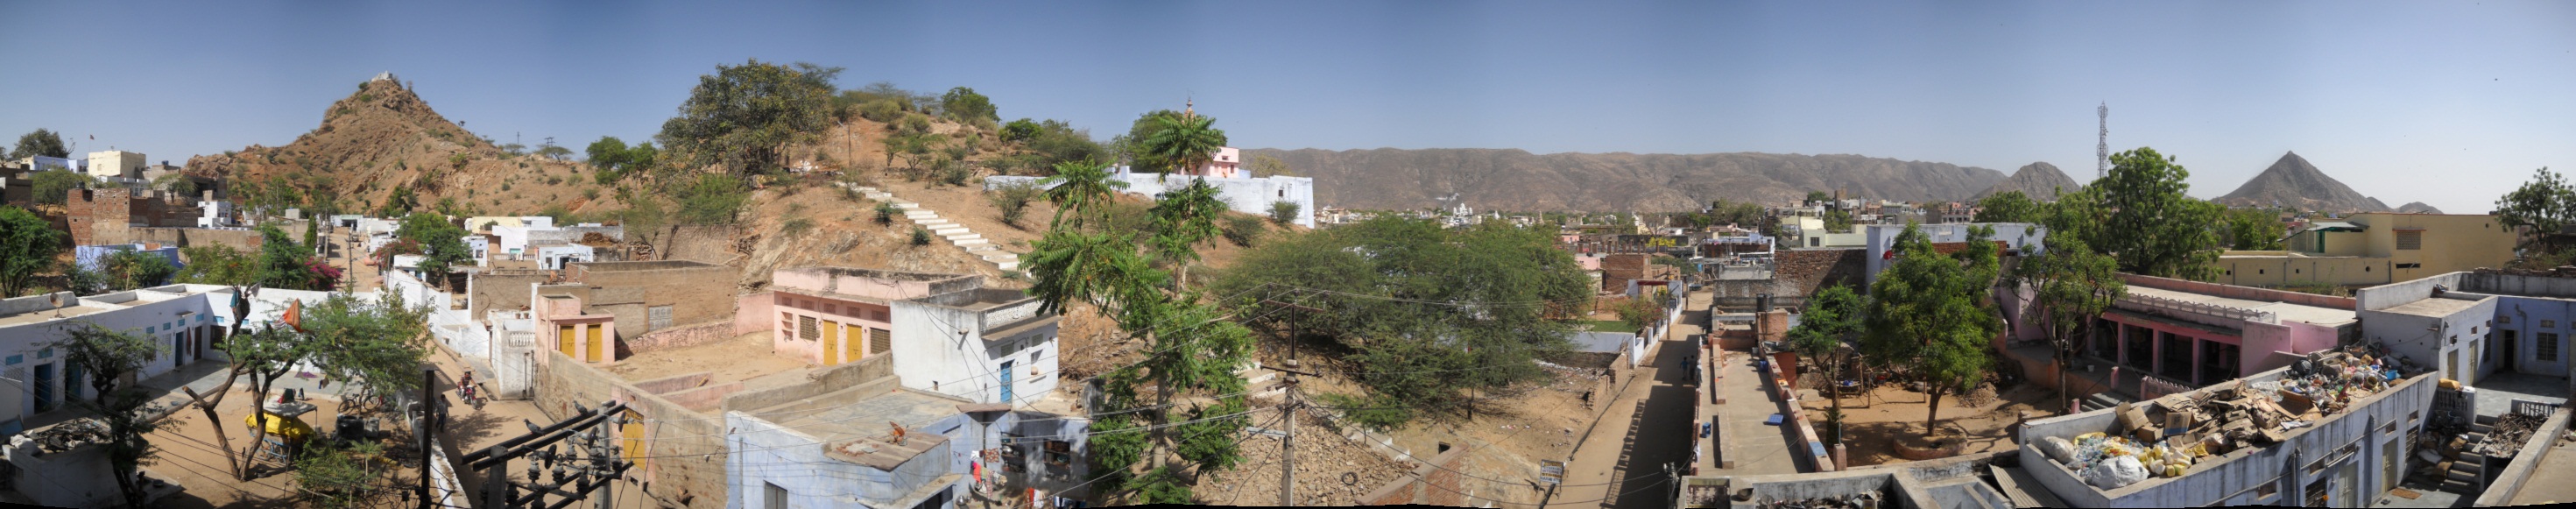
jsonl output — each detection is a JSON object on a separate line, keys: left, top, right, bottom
{"left": 1973, "top": 190, "right": 2043, "bottom": 224}
{"left": 396, "top": 214, "right": 469, "bottom": 285}
{"left": 1806, "top": 190, "right": 1833, "bottom": 204}
{"left": 1210, "top": 217, "right": 1592, "bottom": 422}
{"left": 2093, "top": 147, "right": 2224, "bottom": 279}
{"left": 30, "top": 169, "right": 94, "bottom": 206}
{"left": 2224, "top": 207, "right": 2288, "bottom": 251}
{"left": 10, "top": 128, "right": 68, "bottom": 159}
{"left": 1039, "top": 159, "right": 1128, "bottom": 230}
{"left": 2495, "top": 166, "right": 2575, "bottom": 251}
{"left": 173, "top": 244, "right": 259, "bottom": 286}
{"left": 47, "top": 323, "right": 162, "bottom": 509}
{"left": 1863, "top": 223, "right": 2001, "bottom": 436}
{"left": 99, "top": 250, "right": 176, "bottom": 291}
{"left": 0, "top": 206, "right": 64, "bottom": 297}
{"left": 256, "top": 225, "right": 328, "bottom": 291}
{"left": 1147, "top": 178, "right": 1229, "bottom": 286}
{"left": 1139, "top": 113, "right": 1228, "bottom": 180}
{"left": 2009, "top": 226, "right": 2125, "bottom": 412}
{"left": 656, "top": 60, "right": 841, "bottom": 176}
{"left": 939, "top": 87, "right": 999, "bottom": 124}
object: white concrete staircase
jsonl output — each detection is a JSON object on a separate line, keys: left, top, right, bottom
{"left": 844, "top": 184, "right": 1022, "bottom": 272}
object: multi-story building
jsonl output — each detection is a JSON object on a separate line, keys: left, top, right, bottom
{"left": 2353, "top": 269, "right": 2576, "bottom": 386}
{"left": 84, "top": 151, "right": 145, "bottom": 180}
{"left": 2214, "top": 213, "right": 2515, "bottom": 290}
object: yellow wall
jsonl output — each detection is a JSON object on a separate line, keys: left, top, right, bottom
{"left": 2347, "top": 213, "right": 2516, "bottom": 281}
{"left": 2215, "top": 254, "right": 2391, "bottom": 287}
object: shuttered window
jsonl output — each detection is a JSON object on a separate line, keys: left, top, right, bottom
{"left": 870, "top": 328, "right": 893, "bottom": 354}
{"left": 799, "top": 315, "right": 818, "bottom": 342}
{"left": 2396, "top": 230, "right": 2423, "bottom": 251}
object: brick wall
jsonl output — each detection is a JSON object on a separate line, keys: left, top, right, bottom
{"left": 570, "top": 262, "right": 738, "bottom": 333}
{"left": 653, "top": 225, "right": 742, "bottom": 264}
{"left": 1359, "top": 446, "right": 1476, "bottom": 505}
{"left": 1602, "top": 253, "right": 1650, "bottom": 292}
{"left": 1773, "top": 248, "right": 1866, "bottom": 298}
{"left": 627, "top": 321, "right": 736, "bottom": 353}
{"left": 65, "top": 188, "right": 202, "bottom": 246}
{"left": 119, "top": 227, "right": 266, "bottom": 251}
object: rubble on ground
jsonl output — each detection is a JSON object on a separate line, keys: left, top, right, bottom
{"left": 1749, "top": 490, "right": 1884, "bottom": 509}
{"left": 2050, "top": 350, "right": 2406, "bottom": 489}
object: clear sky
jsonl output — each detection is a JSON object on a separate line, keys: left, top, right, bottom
{"left": 4, "top": 1, "right": 2571, "bottom": 213}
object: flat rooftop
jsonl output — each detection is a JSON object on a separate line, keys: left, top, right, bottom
{"left": 2125, "top": 285, "right": 2357, "bottom": 326}
{"left": 2379, "top": 296, "right": 2485, "bottom": 319}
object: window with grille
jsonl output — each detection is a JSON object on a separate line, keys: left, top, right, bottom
{"left": 870, "top": 328, "right": 893, "bottom": 354}
{"left": 2396, "top": 230, "right": 2423, "bottom": 251}
{"left": 799, "top": 315, "right": 818, "bottom": 342}
{"left": 647, "top": 306, "right": 673, "bottom": 331}
{"left": 2543, "top": 333, "right": 2561, "bottom": 362}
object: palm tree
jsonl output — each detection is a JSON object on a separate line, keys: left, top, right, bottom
{"left": 1140, "top": 113, "right": 1227, "bottom": 182}
{"left": 1024, "top": 229, "right": 1162, "bottom": 316}
{"left": 1039, "top": 159, "right": 1128, "bottom": 230}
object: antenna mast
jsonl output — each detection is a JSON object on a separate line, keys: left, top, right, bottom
{"left": 2096, "top": 102, "right": 2109, "bottom": 180}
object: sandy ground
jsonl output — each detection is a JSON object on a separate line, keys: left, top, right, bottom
{"left": 1800, "top": 382, "right": 2056, "bottom": 467}
{"left": 149, "top": 394, "right": 360, "bottom": 509}
{"left": 604, "top": 330, "right": 813, "bottom": 390}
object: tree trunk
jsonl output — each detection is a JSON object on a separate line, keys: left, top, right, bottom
{"left": 111, "top": 466, "right": 140, "bottom": 509}
{"left": 1923, "top": 388, "right": 1946, "bottom": 439}
{"left": 243, "top": 371, "right": 285, "bottom": 478}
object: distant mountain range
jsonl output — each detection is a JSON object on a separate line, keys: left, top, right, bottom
{"left": 1976, "top": 162, "right": 2085, "bottom": 200}
{"left": 2213, "top": 152, "right": 2391, "bottom": 214}
{"left": 1242, "top": 148, "right": 2006, "bottom": 211}
{"left": 2396, "top": 201, "right": 2444, "bottom": 214}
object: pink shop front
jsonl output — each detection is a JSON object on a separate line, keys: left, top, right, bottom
{"left": 2080, "top": 310, "right": 2346, "bottom": 388}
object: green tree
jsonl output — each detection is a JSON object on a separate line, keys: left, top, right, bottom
{"left": 1210, "top": 217, "right": 1592, "bottom": 421}
{"left": 1788, "top": 284, "right": 1866, "bottom": 445}
{"left": 173, "top": 244, "right": 260, "bottom": 286}
{"left": 2224, "top": 208, "right": 2288, "bottom": 251}
{"left": 46, "top": 323, "right": 164, "bottom": 509}
{"left": 2494, "top": 167, "right": 2575, "bottom": 251}
{"left": 299, "top": 292, "right": 433, "bottom": 402}
{"left": 674, "top": 173, "right": 750, "bottom": 223}
{"left": 1039, "top": 159, "right": 1129, "bottom": 230}
{"left": 396, "top": 214, "right": 469, "bottom": 287}
{"left": 939, "top": 87, "right": 999, "bottom": 124}
{"left": 1138, "top": 112, "right": 1228, "bottom": 181}
{"left": 295, "top": 441, "right": 392, "bottom": 508}
{"left": 1017, "top": 119, "right": 1109, "bottom": 175}
{"left": 1806, "top": 190, "right": 1833, "bottom": 204}
{"left": 2093, "top": 148, "right": 2224, "bottom": 279}
{"left": 30, "top": 169, "right": 95, "bottom": 206}
{"left": 1147, "top": 178, "right": 1228, "bottom": 286}
{"left": 1863, "top": 223, "right": 2001, "bottom": 437}
{"left": 1267, "top": 201, "right": 1301, "bottom": 226}
{"left": 1247, "top": 154, "right": 1294, "bottom": 178}
{"left": 0, "top": 206, "right": 64, "bottom": 297}
{"left": 1824, "top": 209, "right": 1856, "bottom": 233}
{"left": 255, "top": 225, "right": 326, "bottom": 290}
{"left": 153, "top": 173, "right": 199, "bottom": 198}
{"left": 1000, "top": 118, "right": 1041, "bottom": 142}
{"left": 988, "top": 179, "right": 1043, "bottom": 229}
{"left": 10, "top": 128, "right": 68, "bottom": 159}
{"left": 100, "top": 250, "right": 176, "bottom": 291}
{"left": 2009, "top": 224, "right": 2125, "bottom": 413}
{"left": 656, "top": 60, "right": 841, "bottom": 176}
{"left": 1973, "top": 190, "right": 2043, "bottom": 224}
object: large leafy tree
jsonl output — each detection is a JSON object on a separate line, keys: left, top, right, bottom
{"left": 1147, "top": 178, "right": 1228, "bottom": 286}
{"left": 1787, "top": 284, "right": 1867, "bottom": 445}
{"left": 1139, "top": 113, "right": 1228, "bottom": 181}
{"left": 2093, "top": 147, "right": 2224, "bottom": 279}
{"left": 656, "top": 60, "right": 840, "bottom": 176}
{"left": 10, "top": 128, "right": 68, "bottom": 159}
{"left": 0, "top": 206, "right": 64, "bottom": 297}
{"left": 584, "top": 136, "right": 660, "bottom": 183}
{"left": 939, "top": 87, "right": 999, "bottom": 124}
{"left": 1973, "top": 190, "right": 2044, "bottom": 224}
{"left": 46, "top": 323, "right": 163, "bottom": 509}
{"left": 30, "top": 169, "right": 95, "bottom": 206}
{"left": 2223, "top": 207, "right": 2288, "bottom": 251}
{"left": 2495, "top": 167, "right": 2576, "bottom": 251}
{"left": 2015, "top": 195, "right": 2128, "bottom": 412}
{"left": 99, "top": 250, "right": 177, "bottom": 291}
{"left": 1210, "top": 217, "right": 1592, "bottom": 422}
{"left": 1038, "top": 159, "right": 1128, "bottom": 230}
{"left": 396, "top": 214, "right": 469, "bottom": 287}
{"left": 1863, "top": 223, "right": 2001, "bottom": 437}
{"left": 173, "top": 244, "right": 260, "bottom": 286}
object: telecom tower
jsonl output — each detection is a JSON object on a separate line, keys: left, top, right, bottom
{"left": 2096, "top": 102, "right": 2109, "bottom": 180}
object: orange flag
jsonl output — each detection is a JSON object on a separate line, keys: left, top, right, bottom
{"left": 282, "top": 300, "right": 306, "bottom": 333}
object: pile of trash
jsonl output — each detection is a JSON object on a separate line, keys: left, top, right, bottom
{"left": 2040, "top": 351, "right": 2407, "bottom": 490}
{"left": 1752, "top": 491, "right": 1884, "bottom": 509}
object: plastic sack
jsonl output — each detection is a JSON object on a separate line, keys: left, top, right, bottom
{"left": 2083, "top": 456, "right": 2149, "bottom": 489}
{"left": 2042, "top": 436, "right": 2078, "bottom": 464}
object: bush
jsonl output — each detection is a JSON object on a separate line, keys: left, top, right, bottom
{"left": 448, "top": 152, "right": 469, "bottom": 170}
{"left": 910, "top": 227, "right": 934, "bottom": 246}
{"left": 859, "top": 98, "right": 907, "bottom": 123}
{"left": 674, "top": 173, "right": 749, "bottom": 224}
{"left": 1268, "top": 201, "right": 1301, "bottom": 225}
{"left": 988, "top": 180, "right": 1041, "bottom": 229}
{"left": 874, "top": 201, "right": 900, "bottom": 225}
{"left": 781, "top": 217, "right": 815, "bottom": 237}
{"left": 1222, "top": 215, "right": 1265, "bottom": 247}
{"left": 30, "top": 170, "right": 94, "bottom": 206}
{"left": 1321, "top": 392, "right": 1412, "bottom": 431}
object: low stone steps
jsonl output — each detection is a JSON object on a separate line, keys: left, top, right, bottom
{"left": 836, "top": 183, "right": 1025, "bottom": 272}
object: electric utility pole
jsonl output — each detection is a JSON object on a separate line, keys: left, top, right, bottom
{"left": 1260, "top": 297, "right": 1323, "bottom": 506}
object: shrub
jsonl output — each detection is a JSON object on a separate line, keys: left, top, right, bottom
{"left": 448, "top": 152, "right": 469, "bottom": 170}
{"left": 674, "top": 173, "right": 749, "bottom": 224}
{"left": 582, "top": 187, "right": 599, "bottom": 200}
{"left": 988, "top": 180, "right": 1041, "bottom": 229}
{"left": 874, "top": 201, "right": 900, "bottom": 225}
{"left": 910, "top": 227, "right": 933, "bottom": 246}
{"left": 1222, "top": 215, "right": 1265, "bottom": 247}
{"left": 781, "top": 217, "right": 815, "bottom": 237}
{"left": 1268, "top": 201, "right": 1301, "bottom": 225}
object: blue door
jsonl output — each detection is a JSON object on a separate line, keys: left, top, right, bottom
{"left": 998, "top": 360, "right": 1015, "bottom": 403}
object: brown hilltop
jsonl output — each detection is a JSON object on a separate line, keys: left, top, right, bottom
{"left": 2213, "top": 152, "right": 2389, "bottom": 214}
{"left": 184, "top": 76, "right": 617, "bottom": 216}
{"left": 1976, "top": 161, "right": 2085, "bottom": 200}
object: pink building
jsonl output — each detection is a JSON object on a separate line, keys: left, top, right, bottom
{"left": 534, "top": 293, "right": 618, "bottom": 364}
{"left": 2013, "top": 274, "right": 2357, "bottom": 397}
{"left": 737, "top": 267, "right": 984, "bottom": 367}
{"left": 1171, "top": 146, "right": 1242, "bottom": 179}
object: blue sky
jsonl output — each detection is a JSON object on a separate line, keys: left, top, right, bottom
{"left": 3, "top": 1, "right": 2571, "bottom": 213}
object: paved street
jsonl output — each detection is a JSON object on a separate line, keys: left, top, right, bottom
{"left": 1551, "top": 292, "right": 1707, "bottom": 509}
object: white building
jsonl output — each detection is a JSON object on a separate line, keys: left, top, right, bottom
{"left": 84, "top": 151, "right": 145, "bottom": 180}
{"left": 0, "top": 286, "right": 235, "bottom": 436}
{"left": 985, "top": 169, "right": 1317, "bottom": 228}
{"left": 889, "top": 288, "right": 1060, "bottom": 406}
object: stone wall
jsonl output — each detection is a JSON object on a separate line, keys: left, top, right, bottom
{"left": 570, "top": 261, "right": 738, "bottom": 336}
{"left": 468, "top": 272, "right": 547, "bottom": 319}
{"left": 1357, "top": 445, "right": 1474, "bottom": 505}
{"left": 653, "top": 225, "right": 742, "bottom": 264}
{"left": 532, "top": 350, "right": 729, "bottom": 509}
{"left": 627, "top": 321, "right": 735, "bottom": 353}
{"left": 1774, "top": 248, "right": 1865, "bottom": 299}
{"left": 64, "top": 187, "right": 201, "bottom": 246}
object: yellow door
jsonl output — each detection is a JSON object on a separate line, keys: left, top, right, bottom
{"left": 844, "top": 324, "right": 864, "bottom": 361}
{"left": 557, "top": 325, "right": 575, "bottom": 356}
{"left": 588, "top": 326, "right": 605, "bottom": 362}
{"left": 622, "top": 410, "right": 646, "bottom": 463}
{"left": 822, "top": 321, "right": 842, "bottom": 365}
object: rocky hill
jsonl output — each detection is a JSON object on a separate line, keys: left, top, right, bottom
{"left": 2396, "top": 201, "right": 2444, "bottom": 214}
{"left": 1975, "top": 162, "right": 2084, "bottom": 200}
{"left": 2213, "top": 152, "right": 2389, "bottom": 214}
{"left": 1244, "top": 148, "right": 2006, "bottom": 211}
{"left": 184, "top": 76, "right": 617, "bottom": 216}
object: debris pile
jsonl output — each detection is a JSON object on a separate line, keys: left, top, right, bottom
{"left": 2043, "top": 351, "right": 2405, "bottom": 490}
{"left": 1754, "top": 491, "right": 1884, "bottom": 509}
{"left": 2470, "top": 411, "right": 2548, "bottom": 457}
